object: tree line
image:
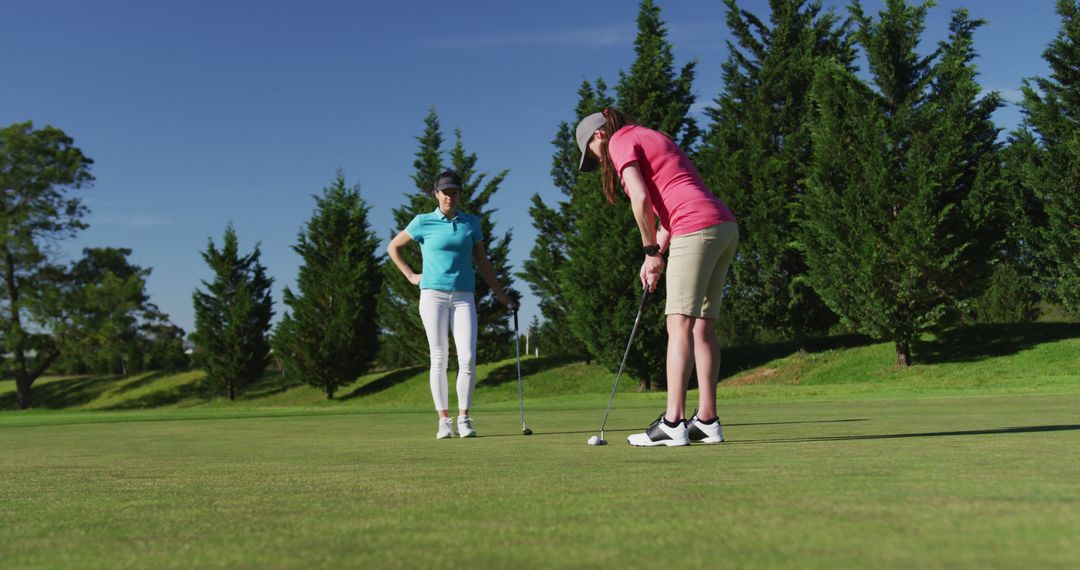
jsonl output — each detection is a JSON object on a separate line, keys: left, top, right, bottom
{"left": 521, "top": 0, "right": 1079, "bottom": 385}
{"left": 0, "top": 103, "right": 518, "bottom": 408}
{"left": 4, "top": 0, "right": 1077, "bottom": 409}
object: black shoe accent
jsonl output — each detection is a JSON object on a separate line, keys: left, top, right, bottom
{"left": 645, "top": 415, "right": 673, "bottom": 442}
{"left": 688, "top": 421, "right": 710, "bottom": 442}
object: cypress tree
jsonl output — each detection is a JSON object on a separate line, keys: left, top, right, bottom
{"left": 561, "top": 0, "right": 697, "bottom": 389}
{"left": 696, "top": 0, "right": 853, "bottom": 348}
{"left": 616, "top": 0, "right": 700, "bottom": 147}
{"left": 517, "top": 193, "right": 574, "bottom": 355}
{"left": 447, "top": 130, "right": 517, "bottom": 362}
{"left": 378, "top": 109, "right": 444, "bottom": 367}
{"left": 1014, "top": 0, "right": 1080, "bottom": 313}
{"left": 979, "top": 128, "right": 1044, "bottom": 324}
{"left": 272, "top": 171, "right": 382, "bottom": 399}
{"left": 192, "top": 225, "right": 274, "bottom": 399}
{"left": 973, "top": 263, "right": 1041, "bottom": 323}
{"left": 801, "top": 1, "right": 1003, "bottom": 366}
{"left": 519, "top": 79, "right": 612, "bottom": 358}
{"left": 526, "top": 315, "right": 542, "bottom": 356}
{"left": 379, "top": 109, "right": 516, "bottom": 367}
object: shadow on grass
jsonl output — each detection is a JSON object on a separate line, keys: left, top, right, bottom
{"left": 913, "top": 322, "right": 1080, "bottom": 364}
{"left": 1, "top": 370, "right": 209, "bottom": 411}
{"left": 103, "top": 376, "right": 218, "bottom": 410}
{"left": 239, "top": 371, "right": 303, "bottom": 400}
{"left": 106, "top": 370, "right": 181, "bottom": 397}
{"left": 340, "top": 365, "right": 426, "bottom": 400}
{"left": 241, "top": 382, "right": 302, "bottom": 399}
{"left": 475, "top": 418, "right": 869, "bottom": 438}
{"left": 479, "top": 354, "right": 582, "bottom": 388}
{"left": 727, "top": 418, "right": 869, "bottom": 428}
{"left": 109, "top": 368, "right": 328, "bottom": 408}
{"left": 734, "top": 424, "right": 1080, "bottom": 445}
{"left": 475, "top": 427, "right": 637, "bottom": 438}
{"left": 720, "top": 333, "right": 876, "bottom": 380}
{"left": 0, "top": 374, "right": 126, "bottom": 410}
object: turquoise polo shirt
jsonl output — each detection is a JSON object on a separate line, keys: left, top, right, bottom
{"left": 406, "top": 208, "right": 483, "bottom": 292}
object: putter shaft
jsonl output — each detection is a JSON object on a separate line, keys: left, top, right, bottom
{"left": 513, "top": 308, "right": 528, "bottom": 431}
{"left": 598, "top": 287, "right": 650, "bottom": 437}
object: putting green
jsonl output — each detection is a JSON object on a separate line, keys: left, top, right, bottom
{"left": 2, "top": 393, "right": 1078, "bottom": 568}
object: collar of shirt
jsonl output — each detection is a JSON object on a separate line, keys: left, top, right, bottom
{"left": 433, "top": 207, "right": 460, "bottom": 222}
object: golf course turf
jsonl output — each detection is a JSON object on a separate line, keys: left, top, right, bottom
{"left": 2, "top": 325, "right": 1078, "bottom": 568}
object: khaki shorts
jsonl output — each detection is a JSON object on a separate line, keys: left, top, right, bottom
{"left": 665, "top": 222, "right": 739, "bottom": 319}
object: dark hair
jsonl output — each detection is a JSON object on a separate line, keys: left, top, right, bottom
{"left": 432, "top": 170, "right": 462, "bottom": 195}
{"left": 595, "top": 108, "right": 631, "bottom": 205}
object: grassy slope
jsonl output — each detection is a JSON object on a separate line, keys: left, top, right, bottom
{"left": 2, "top": 323, "right": 1078, "bottom": 414}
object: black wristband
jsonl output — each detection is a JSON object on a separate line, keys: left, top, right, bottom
{"left": 643, "top": 244, "right": 661, "bottom": 256}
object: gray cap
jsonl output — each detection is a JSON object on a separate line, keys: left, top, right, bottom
{"left": 575, "top": 112, "right": 607, "bottom": 172}
{"left": 434, "top": 174, "right": 462, "bottom": 192}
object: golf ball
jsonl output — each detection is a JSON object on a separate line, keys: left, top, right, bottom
{"left": 588, "top": 435, "right": 600, "bottom": 445}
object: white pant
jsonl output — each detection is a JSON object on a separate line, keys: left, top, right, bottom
{"left": 418, "top": 289, "right": 477, "bottom": 411}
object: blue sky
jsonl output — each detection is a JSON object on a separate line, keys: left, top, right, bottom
{"left": 0, "top": 0, "right": 1061, "bottom": 338}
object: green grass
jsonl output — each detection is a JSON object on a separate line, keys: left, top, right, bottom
{"left": 1, "top": 323, "right": 1079, "bottom": 568}
{"left": 2, "top": 397, "right": 1079, "bottom": 569}
{"left": 4, "top": 323, "right": 1078, "bottom": 412}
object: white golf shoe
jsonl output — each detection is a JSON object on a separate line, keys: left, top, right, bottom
{"left": 436, "top": 417, "right": 454, "bottom": 439}
{"left": 457, "top": 415, "right": 476, "bottom": 438}
{"left": 688, "top": 414, "right": 725, "bottom": 444}
{"left": 627, "top": 415, "right": 690, "bottom": 447}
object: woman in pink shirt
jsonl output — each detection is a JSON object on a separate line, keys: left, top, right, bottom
{"left": 576, "top": 108, "right": 739, "bottom": 447}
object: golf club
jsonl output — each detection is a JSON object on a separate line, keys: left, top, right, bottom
{"left": 513, "top": 307, "right": 532, "bottom": 435}
{"left": 590, "top": 285, "right": 650, "bottom": 446}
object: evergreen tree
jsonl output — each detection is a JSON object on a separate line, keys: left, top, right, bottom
{"left": 696, "top": 0, "right": 853, "bottom": 348}
{"left": 561, "top": 0, "right": 696, "bottom": 389}
{"left": 52, "top": 259, "right": 186, "bottom": 376}
{"left": 273, "top": 171, "right": 382, "bottom": 399}
{"left": 1000, "top": 129, "right": 1045, "bottom": 283}
{"left": 517, "top": 193, "right": 573, "bottom": 355}
{"left": 447, "top": 130, "right": 517, "bottom": 362}
{"left": 192, "top": 225, "right": 274, "bottom": 400}
{"left": 1014, "top": 0, "right": 1080, "bottom": 313}
{"left": 379, "top": 109, "right": 516, "bottom": 367}
{"left": 616, "top": 0, "right": 700, "bottom": 147}
{"left": 61, "top": 247, "right": 153, "bottom": 375}
{"left": 980, "top": 129, "right": 1044, "bottom": 323}
{"left": 378, "top": 109, "right": 444, "bottom": 367}
{"left": 801, "top": 2, "right": 1003, "bottom": 366}
{"left": 973, "top": 263, "right": 1040, "bottom": 324}
{"left": 526, "top": 315, "right": 542, "bottom": 356}
{"left": 139, "top": 310, "right": 188, "bottom": 371}
{"left": 0, "top": 121, "right": 92, "bottom": 409}
{"left": 518, "top": 79, "right": 612, "bottom": 357}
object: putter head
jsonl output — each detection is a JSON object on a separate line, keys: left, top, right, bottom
{"left": 522, "top": 428, "right": 533, "bottom": 435}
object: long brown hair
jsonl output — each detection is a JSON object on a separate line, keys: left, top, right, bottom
{"left": 596, "top": 108, "right": 631, "bottom": 205}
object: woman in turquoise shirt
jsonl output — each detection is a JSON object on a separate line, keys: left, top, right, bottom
{"left": 387, "top": 171, "right": 516, "bottom": 439}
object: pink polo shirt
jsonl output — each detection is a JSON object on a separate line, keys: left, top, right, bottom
{"left": 608, "top": 125, "right": 735, "bottom": 237}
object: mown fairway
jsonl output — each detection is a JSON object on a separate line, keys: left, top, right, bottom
{"left": 3, "top": 325, "right": 1079, "bottom": 568}
{"left": 3, "top": 393, "right": 1079, "bottom": 569}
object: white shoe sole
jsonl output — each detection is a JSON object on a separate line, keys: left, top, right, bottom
{"left": 691, "top": 437, "right": 725, "bottom": 444}
{"left": 458, "top": 431, "right": 476, "bottom": 438}
{"left": 627, "top": 436, "right": 690, "bottom": 447}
